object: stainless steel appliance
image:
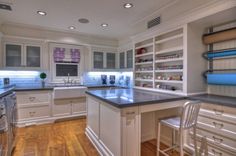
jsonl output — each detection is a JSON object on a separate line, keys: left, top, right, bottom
{"left": 0, "top": 97, "right": 8, "bottom": 156}
{"left": 5, "top": 93, "right": 17, "bottom": 156}
{"left": 0, "top": 92, "right": 17, "bottom": 156}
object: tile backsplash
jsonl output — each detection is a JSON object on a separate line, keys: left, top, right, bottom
{"left": 0, "top": 70, "right": 44, "bottom": 87}
{"left": 83, "top": 72, "right": 133, "bottom": 88}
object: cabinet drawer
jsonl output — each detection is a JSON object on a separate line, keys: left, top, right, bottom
{"left": 190, "top": 128, "right": 236, "bottom": 153}
{"left": 18, "top": 106, "right": 50, "bottom": 120}
{"left": 200, "top": 103, "right": 236, "bottom": 124}
{"left": 17, "top": 91, "right": 51, "bottom": 105}
{"left": 198, "top": 116, "right": 236, "bottom": 140}
{"left": 188, "top": 137, "right": 234, "bottom": 156}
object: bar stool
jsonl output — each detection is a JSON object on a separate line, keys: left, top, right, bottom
{"left": 156, "top": 101, "right": 201, "bottom": 156}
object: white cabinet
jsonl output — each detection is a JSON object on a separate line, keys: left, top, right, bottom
{"left": 119, "top": 50, "right": 133, "bottom": 69}
{"left": 4, "top": 42, "right": 42, "bottom": 69}
{"left": 53, "top": 97, "right": 86, "bottom": 117}
{"left": 87, "top": 97, "right": 100, "bottom": 138}
{"left": 86, "top": 95, "right": 140, "bottom": 156}
{"left": 16, "top": 90, "right": 52, "bottom": 123}
{"left": 92, "top": 51, "right": 118, "bottom": 70}
{"left": 185, "top": 103, "right": 236, "bottom": 155}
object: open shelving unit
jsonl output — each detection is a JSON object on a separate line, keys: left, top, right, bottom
{"left": 134, "top": 27, "right": 185, "bottom": 95}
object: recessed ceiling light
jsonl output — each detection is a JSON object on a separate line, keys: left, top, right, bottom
{"left": 78, "top": 18, "right": 89, "bottom": 24}
{"left": 101, "top": 23, "right": 108, "bottom": 27}
{"left": 68, "top": 26, "right": 76, "bottom": 30}
{"left": 37, "top": 11, "right": 47, "bottom": 16}
{"left": 124, "top": 3, "right": 133, "bottom": 9}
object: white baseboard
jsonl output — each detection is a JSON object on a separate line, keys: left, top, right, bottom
{"left": 85, "top": 127, "right": 112, "bottom": 156}
{"left": 17, "top": 113, "right": 86, "bottom": 127}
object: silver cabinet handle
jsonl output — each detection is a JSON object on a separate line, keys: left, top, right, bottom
{"left": 213, "top": 109, "right": 224, "bottom": 115}
{"left": 212, "top": 122, "right": 224, "bottom": 129}
{"left": 212, "top": 149, "right": 222, "bottom": 156}
{"left": 29, "top": 97, "right": 36, "bottom": 102}
{"left": 212, "top": 136, "right": 223, "bottom": 144}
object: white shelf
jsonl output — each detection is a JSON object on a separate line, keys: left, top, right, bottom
{"left": 155, "top": 69, "right": 183, "bottom": 73}
{"left": 135, "top": 79, "right": 153, "bottom": 82}
{"left": 156, "top": 46, "right": 183, "bottom": 55}
{"left": 135, "top": 52, "right": 153, "bottom": 58}
{"left": 155, "top": 80, "right": 183, "bottom": 84}
{"left": 155, "top": 57, "right": 183, "bottom": 63}
{"left": 135, "top": 61, "right": 153, "bottom": 65}
{"left": 154, "top": 88, "right": 183, "bottom": 95}
{"left": 135, "top": 43, "right": 153, "bottom": 49}
{"left": 134, "top": 86, "right": 184, "bottom": 95}
{"left": 155, "top": 34, "right": 183, "bottom": 44}
{"left": 135, "top": 71, "right": 153, "bottom": 73}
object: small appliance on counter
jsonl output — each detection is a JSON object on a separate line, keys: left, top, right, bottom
{"left": 101, "top": 75, "right": 107, "bottom": 85}
{"left": 109, "top": 75, "right": 115, "bottom": 85}
{"left": 3, "top": 78, "right": 10, "bottom": 86}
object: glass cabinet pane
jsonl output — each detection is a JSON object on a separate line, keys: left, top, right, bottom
{"left": 119, "top": 52, "right": 125, "bottom": 69}
{"left": 94, "top": 52, "right": 104, "bottom": 69}
{"left": 106, "top": 53, "right": 116, "bottom": 69}
{"left": 26, "top": 46, "right": 41, "bottom": 67}
{"left": 126, "top": 50, "right": 133, "bottom": 68}
{"left": 5, "top": 44, "right": 22, "bottom": 67}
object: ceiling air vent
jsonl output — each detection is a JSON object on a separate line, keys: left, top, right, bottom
{"left": 0, "top": 3, "right": 12, "bottom": 11}
{"left": 147, "top": 16, "right": 161, "bottom": 29}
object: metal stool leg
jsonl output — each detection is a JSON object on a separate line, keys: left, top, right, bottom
{"left": 179, "top": 129, "right": 184, "bottom": 156}
{"left": 157, "top": 122, "right": 161, "bottom": 156}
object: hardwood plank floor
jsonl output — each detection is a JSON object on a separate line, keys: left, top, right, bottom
{"left": 13, "top": 118, "right": 188, "bottom": 156}
{"left": 13, "top": 118, "right": 99, "bottom": 156}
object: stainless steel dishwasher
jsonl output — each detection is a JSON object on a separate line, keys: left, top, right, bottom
{"left": 5, "top": 92, "right": 17, "bottom": 156}
{"left": 0, "top": 97, "right": 9, "bottom": 156}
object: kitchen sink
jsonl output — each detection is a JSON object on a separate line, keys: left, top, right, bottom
{"left": 53, "top": 86, "right": 87, "bottom": 99}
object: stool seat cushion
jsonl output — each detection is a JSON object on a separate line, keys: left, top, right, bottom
{"left": 160, "top": 116, "right": 180, "bottom": 130}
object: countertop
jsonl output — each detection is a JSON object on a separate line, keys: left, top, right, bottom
{"left": 0, "top": 87, "right": 14, "bottom": 98}
{"left": 86, "top": 88, "right": 186, "bottom": 108}
{"left": 189, "top": 94, "right": 236, "bottom": 108}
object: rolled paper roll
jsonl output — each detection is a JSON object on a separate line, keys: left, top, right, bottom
{"left": 207, "top": 73, "right": 236, "bottom": 85}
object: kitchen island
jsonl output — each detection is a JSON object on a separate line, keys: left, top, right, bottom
{"left": 85, "top": 88, "right": 186, "bottom": 156}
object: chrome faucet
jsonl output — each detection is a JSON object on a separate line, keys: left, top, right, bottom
{"left": 63, "top": 73, "right": 73, "bottom": 86}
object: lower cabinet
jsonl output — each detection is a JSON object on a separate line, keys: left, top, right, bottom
{"left": 16, "top": 90, "right": 86, "bottom": 127}
{"left": 18, "top": 106, "right": 50, "bottom": 120}
{"left": 16, "top": 90, "right": 52, "bottom": 123}
{"left": 53, "top": 98, "right": 86, "bottom": 117}
{"left": 185, "top": 102, "right": 236, "bottom": 156}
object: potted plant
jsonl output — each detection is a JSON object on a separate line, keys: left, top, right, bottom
{"left": 40, "top": 72, "right": 47, "bottom": 88}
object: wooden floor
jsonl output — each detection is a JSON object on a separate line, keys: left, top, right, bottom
{"left": 13, "top": 118, "right": 187, "bottom": 156}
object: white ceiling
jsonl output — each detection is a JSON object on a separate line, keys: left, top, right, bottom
{"left": 0, "top": 0, "right": 226, "bottom": 40}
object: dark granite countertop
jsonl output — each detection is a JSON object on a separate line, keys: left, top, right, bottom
{"left": 189, "top": 94, "right": 236, "bottom": 108}
{"left": 86, "top": 88, "right": 186, "bottom": 108}
{"left": 0, "top": 87, "right": 14, "bottom": 98}
{"left": 14, "top": 86, "right": 54, "bottom": 91}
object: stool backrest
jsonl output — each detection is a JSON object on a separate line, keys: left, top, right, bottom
{"left": 180, "top": 101, "right": 201, "bottom": 129}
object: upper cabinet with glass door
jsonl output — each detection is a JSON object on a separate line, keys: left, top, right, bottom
{"left": 118, "top": 49, "right": 133, "bottom": 70}
{"left": 4, "top": 42, "right": 42, "bottom": 69}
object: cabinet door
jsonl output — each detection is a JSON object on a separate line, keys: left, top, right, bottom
{"left": 93, "top": 51, "right": 104, "bottom": 69}
{"left": 5, "top": 43, "right": 23, "bottom": 67}
{"left": 126, "top": 50, "right": 133, "bottom": 69}
{"left": 72, "top": 98, "right": 86, "bottom": 115}
{"left": 119, "top": 52, "right": 125, "bottom": 69}
{"left": 53, "top": 99, "right": 71, "bottom": 117}
{"left": 106, "top": 53, "right": 116, "bottom": 69}
{"left": 87, "top": 97, "right": 100, "bottom": 138}
{"left": 26, "top": 45, "right": 41, "bottom": 67}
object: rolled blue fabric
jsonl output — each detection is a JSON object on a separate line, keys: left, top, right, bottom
{"left": 207, "top": 73, "right": 236, "bottom": 85}
{"left": 207, "top": 49, "right": 236, "bottom": 59}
